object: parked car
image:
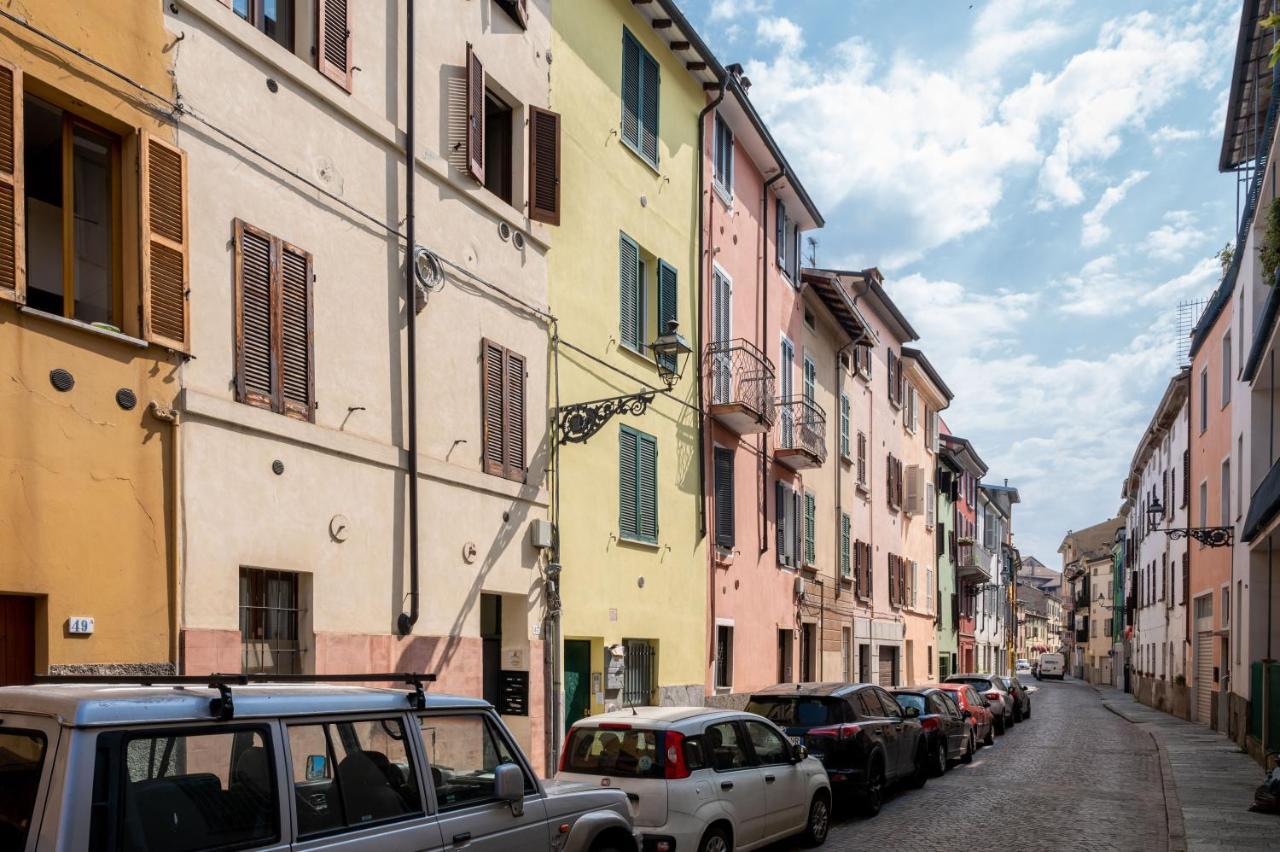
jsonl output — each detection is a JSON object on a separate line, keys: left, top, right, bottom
{"left": 1038, "top": 652, "right": 1065, "bottom": 680}
{"left": 559, "top": 707, "right": 831, "bottom": 851}
{"left": 932, "top": 682, "right": 995, "bottom": 751}
{"left": 745, "top": 683, "right": 928, "bottom": 818}
{"left": 944, "top": 674, "right": 1014, "bottom": 733}
{"left": 1015, "top": 658, "right": 1033, "bottom": 678}
{"left": 0, "top": 674, "right": 639, "bottom": 852}
{"left": 890, "top": 687, "right": 971, "bottom": 773}
{"left": 997, "top": 675, "right": 1032, "bottom": 721}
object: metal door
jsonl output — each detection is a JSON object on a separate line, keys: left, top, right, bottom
{"left": 1196, "top": 632, "right": 1214, "bottom": 723}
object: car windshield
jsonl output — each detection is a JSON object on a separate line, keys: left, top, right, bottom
{"left": 562, "top": 726, "right": 665, "bottom": 778}
{"left": 893, "top": 693, "right": 927, "bottom": 714}
{"left": 744, "top": 697, "right": 840, "bottom": 728}
{"left": 0, "top": 729, "right": 46, "bottom": 850}
{"left": 950, "top": 677, "right": 995, "bottom": 692}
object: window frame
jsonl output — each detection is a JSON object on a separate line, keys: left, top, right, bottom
{"left": 416, "top": 710, "right": 537, "bottom": 813}
{"left": 712, "top": 111, "right": 734, "bottom": 199}
{"left": 239, "top": 566, "right": 303, "bottom": 675}
{"left": 840, "top": 392, "right": 851, "bottom": 460}
{"left": 480, "top": 338, "right": 527, "bottom": 483}
{"left": 620, "top": 28, "right": 660, "bottom": 169}
{"left": 619, "top": 424, "right": 659, "bottom": 545}
{"left": 232, "top": 0, "right": 296, "bottom": 51}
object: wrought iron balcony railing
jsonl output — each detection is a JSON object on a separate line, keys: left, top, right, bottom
{"left": 705, "top": 338, "right": 776, "bottom": 435}
{"left": 774, "top": 396, "right": 826, "bottom": 470}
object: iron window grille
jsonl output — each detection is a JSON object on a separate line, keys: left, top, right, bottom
{"left": 622, "top": 639, "right": 656, "bottom": 707}
{"left": 240, "top": 568, "right": 303, "bottom": 675}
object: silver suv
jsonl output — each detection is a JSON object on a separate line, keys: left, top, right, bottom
{"left": 0, "top": 673, "right": 637, "bottom": 851}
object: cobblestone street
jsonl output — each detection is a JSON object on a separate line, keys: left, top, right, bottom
{"left": 773, "top": 678, "right": 1169, "bottom": 851}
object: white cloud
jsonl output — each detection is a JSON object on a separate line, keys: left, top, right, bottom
{"left": 967, "top": 0, "right": 1075, "bottom": 78}
{"left": 1151, "top": 124, "right": 1205, "bottom": 151}
{"left": 886, "top": 273, "right": 1037, "bottom": 367}
{"left": 1056, "top": 254, "right": 1220, "bottom": 316}
{"left": 1080, "top": 170, "right": 1148, "bottom": 247}
{"left": 710, "top": 0, "right": 771, "bottom": 22}
{"left": 1141, "top": 210, "right": 1208, "bottom": 262}
{"left": 755, "top": 16, "right": 803, "bottom": 54}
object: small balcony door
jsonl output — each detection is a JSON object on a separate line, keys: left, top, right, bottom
{"left": 780, "top": 337, "right": 795, "bottom": 445}
{"left": 712, "top": 268, "right": 732, "bottom": 404}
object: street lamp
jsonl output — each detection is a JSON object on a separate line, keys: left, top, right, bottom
{"left": 648, "top": 320, "right": 694, "bottom": 391}
{"left": 1146, "top": 497, "right": 1233, "bottom": 548}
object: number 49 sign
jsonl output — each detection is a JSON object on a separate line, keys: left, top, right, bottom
{"left": 68, "top": 616, "right": 95, "bottom": 635}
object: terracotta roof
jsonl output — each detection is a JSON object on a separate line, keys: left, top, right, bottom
{"left": 1058, "top": 517, "right": 1122, "bottom": 565}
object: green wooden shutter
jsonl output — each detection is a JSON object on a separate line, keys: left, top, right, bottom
{"left": 775, "top": 480, "right": 787, "bottom": 563}
{"left": 621, "top": 30, "right": 640, "bottom": 149}
{"left": 639, "top": 49, "right": 659, "bottom": 165}
{"left": 840, "top": 393, "right": 850, "bottom": 457}
{"left": 775, "top": 199, "right": 785, "bottom": 268}
{"left": 656, "top": 260, "right": 678, "bottom": 370}
{"left": 714, "top": 446, "right": 735, "bottom": 548}
{"left": 637, "top": 431, "right": 658, "bottom": 542}
{"left": 841, "top": 514, "right": 851, "bottom": 578}
{"left": 619, "top": 233, "right": 640, "bottom": 350}
{"left": 804, "top": 492, "right": 816, "bottom": 565}
{"left": 619, "top": 427, "right": 639, "bottom": 539}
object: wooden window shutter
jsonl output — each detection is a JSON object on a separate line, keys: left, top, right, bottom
{"left": 639, "top": 49, "right": 660, "bottom": 165}
{"left": 840, "top": 394, "right": 850, "bottom": 456}
{"left": 317, "top": 0, "right": 352, "bottom": 90}
{"left": 505, "top": 349, "right": 526, "bottom": 480}
{"left": 0, "top": 59, "right": 22, "bottom": 304}
{"left": 793, "top": 489, "right": 803, "bottom": 567}
{"left": 714, "top": 447, "right": 735, "bottom": 549}
{"left": 619, "top": 233, "right": 640, "bottom": 350}
{"left": 465, "top": 43, "right": 485, "bottom": 184}
{"left": 865, "top": 544, "right": 873, "bottom": 598}
{"left": 804, "top": 491, "right": 816, "bottom": 565}
{"left": 1182, "top": 449, "right": 1190, "bottom": 507}
{"left": 278, "top": 242, "right": 315, "bottom": 420}
{"left": 481, "top": 339, "right": 506, "bottom": 477}
{"left": 637, "top": 431, "right": 658, "bottom": 542}
{"left": 528, "top": 106, "right": 561, "bottom": 225}
{"left": 620, "top": 30, "right": 640, "bottom": 150}
{"left": 140, "top": 132, "right": 190, "bottom": 352}
{"left": 776, "top": 480, "right": 787, "bottom": 562}
{"left": 234, "top": 221, "right": 273, "bottom": 410}
{"left": 888, "top": 555, "right": 897, "bottom": 607}
{"left": 840, "top": 513, "right": 851, "bottom": 577}
{"left": 620, "top": 427, "right": 639, "bottom": 539}
{"left": 775, "top": 199, "right": 785, "bottom": 268}
{"left": 656, "top": 260, "right": 678, "bottom": 370}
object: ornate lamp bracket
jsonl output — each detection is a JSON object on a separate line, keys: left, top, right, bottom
{"left": 557, "top": 391, "right": 656, "bottom": 445}
{"left": 1159, "top": 526, "right": 1234, "bottom": 548}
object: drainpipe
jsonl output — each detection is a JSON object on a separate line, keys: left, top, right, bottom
{"left": 761, "top": 171, "right": 785, "bottom": 555}
{"left": 697, "top": 77, "right": 728, "bottom": 544}
{"left": 397, "top": 0, "right": 421, "bottom": 637}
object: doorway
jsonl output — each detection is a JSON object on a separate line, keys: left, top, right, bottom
{"left": 564, "top": 640, "right": 592, "bottom": 728}
{"left": 481, "top": 594, "right": 502, "bottom": 708}
{"left": 0, "top": 595, "right": 35, "bottom": 686}
{"left": 777, "top": 629, "right": 793, "bottom": 682}
{"left": 799, "top": 623, "right": 815, "bottom": 682}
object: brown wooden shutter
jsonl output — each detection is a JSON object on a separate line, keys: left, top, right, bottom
{"left": 466, "top": 43, "right": 486, "bottom": 184}
{"left": 0, "top": 60, "right": 22, "bottom": 304}
{"left": 1182, "top": 449, "right": 1190, "bottom": 507}
{"left": 505, "top": 349, "right": 526, "bottom": 480}
{"left": 278, "top": 241, "right": 315, "bottom": 421}
{"left": 528, "top": 106, "right": 561, "bottom": 225}
{"left": 140, "top": 132, "right": 190, "bottom": 352}
{"left": 234, "top": 220, "right": 274, "bottom": 410}
{"left": 481, "top": 339, "right": 505, "bottom": 477}
{"left": 316, "top": 0, "right": 352, "bottom": 91}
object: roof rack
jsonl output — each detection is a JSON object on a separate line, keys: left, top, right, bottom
{"left": 33, "top": 672, "right": 438, "bottom": 721}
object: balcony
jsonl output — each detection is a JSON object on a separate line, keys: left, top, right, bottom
{"left": 774, "top": 396, "right": 826, "bottom": 470}
{"left": 706, "top": 338, "right": 776, "bottom": 435}
{"left": 1075, "top": 627, "right": 1089, "bottom": 643}
{"left": 956, "top": 542, "right": 992, "bottom": 582}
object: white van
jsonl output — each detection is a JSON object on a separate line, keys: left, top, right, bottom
{"left": 1038, "top": 653, "right": 1065, "bottom": 680}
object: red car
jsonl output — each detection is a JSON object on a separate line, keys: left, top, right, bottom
{"left": 930, "top": 682, "right": 995, "bottom": 756}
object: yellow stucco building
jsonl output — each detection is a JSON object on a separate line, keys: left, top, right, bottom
{"left": 0, "top": 3, "right": 184, "bottom": 680}
{"left": 550, "top": 0, "right": 715, "bottom": 727}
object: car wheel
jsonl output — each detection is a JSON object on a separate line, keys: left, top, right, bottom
{"left": 961, "top": 730, "right": 975, "bottom": 763}
{"left": 983, "top": 722, "right": 995, "bottom": 745}
{"left": 803, "top": 792, "right": 831, "bottom": 846}
{"left": 698, "top": 826, "right": 731, "bottom": 852}
{"left": 1025, "top": 702, "right": 1031, "bottom": 719}
{"left": 909, "top": 742, "right": 930, "bottom": 789}
{"left": 858, "top": 757, "right": 885, "bottom": 818}
{"left": 994, "top": 715, "right": 1006, "bottom": 735}
{"left": 932, "top": 738, "right": 948, "bottom": 776}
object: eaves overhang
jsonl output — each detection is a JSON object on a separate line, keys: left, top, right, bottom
{"left": 805, "top": 266, "right": 919, "bottom": 343}
{"left": 1220, "top": 0, "right": 1278, "bottom": 173}
{"left": 638, "top": 0, "right": 727, "bottom": 89}
{"left": 800, "top": 269, "right": 873, "bottom": 344}
{"left": 901, "top": 346, "right": 954, "bottom": 402}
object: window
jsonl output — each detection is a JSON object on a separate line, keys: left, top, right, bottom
{"left": 803, "top": 490, "right": 816, "bottom": 566}
{"left": 1199, "top": 368, "right": 1208, "bottom": 433}
{"left": 776, "top": 199, "right": 801, "bottom": 283}
{"left": 234, "top": 0, "right": 294, "bottom": 49}
{"left": 803, "top": 354, "right": 817, "bottom": 411}
{"left": 743, "top": 720, "right": 791, "bottom": 765}
{"left": 0, "top": 729, "right": 45, "bottom": 850}
{"left": 619, "top": 426, "right": 658, "bottom": 544}
{"left": 713, "top": 446, "right": 735, "bottom": 549}
{"left": 1199, "top": 481, "right": 1208, "bottom": 544}
{"left": 230, "top": 0, "right": 350, "bottom": 89}
{"left": 926, "top": 563, "right": 934, "bottom": 613}
{"left": 481, "top": 339, "right": 526, "bottom": 482}
{"left": 840, "top": 512, "right": 852, "bottom": 578}
{"left": 1222, "top": 332, "right": 1232, "bottom": 407}
{"left": 927, "top": 646, "right": 933, "bottom": 676}
{"left": 239, "top": 568, "right": 302, "bottom": 675}
{"left": 621, "top": 28, "right": 660, "bottom": 167}
{"left": 289, "top": 718, "right": 421, "bottom": 835}
{"left": 840, "top": 393, "right": 851, "bottom": 458}
{"left": 887, "top": 453, "right": 903, "bottom": 510}
{"left": 1238, "top": 434, "right": 1244, "bottom": 519}
{"left": 234, "top": 220, "right": 315, "bottom": 420}
{"left": 906, "top": 386, "right": 918, "bottom": 433}
{"left": 775, "top": 480, "right": 802, "bottom": 567}
{"left": 419, "top": 713, "right": 530, "bottom": 809}
{"left": 712, "top": 112, "right": 733, "bottom": 197}
{"left": 856, "top": 431, "right": 868, "bottom": 489}
{"left": 618, "top": 232, "right": 677, "bottom": 362}
{"left": 24, "top": 96, "right": 119, "bottom": 326}
{"left": 483, "top": 90, "right": 514, "bottom": 204}
{"left": 705, "top": 721, "right": 751, "bottom": 772}
{"left": 1221, "top": 460, "right": 1230, "bottom": 525}
{"left": 562, "top": 725, "right": 664, "bottom": 779}
{"left": 91, "top": 726, "right": 277, "bottom": 851}
{"left": 715, "top": 624, "right": 733, "bottom": 689}
{"left": 925, "top": 481, "right": 936, "bottom": 529}
{"left": 887, "top": 350, "right": 901, "bottom": 407}
{"left": 855, "top": 343, "right": 873, "bottom": 379}
{"left": 925, "top": 406, "right": 938, "bottom": 452}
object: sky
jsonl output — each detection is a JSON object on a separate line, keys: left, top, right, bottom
{"left": 683, "top": 0, "right": 1243, "bottom": 567}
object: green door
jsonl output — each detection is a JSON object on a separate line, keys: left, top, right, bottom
{"left": 564, "top": 640, "right": 592, "bottom": 728}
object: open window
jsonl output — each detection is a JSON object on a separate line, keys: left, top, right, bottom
{"left": 223, "top": 0, "right": 352, "bottom": 91}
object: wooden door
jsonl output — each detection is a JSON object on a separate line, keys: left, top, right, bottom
{"left": 0, "top": 595, "right": 35, "bottom": 686}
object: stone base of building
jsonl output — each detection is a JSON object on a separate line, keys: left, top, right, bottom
{"left": 46, "top": 662, "right": 176, "bottom": 676}
{"left": 1131, "top": 674, "right": 1192, "bottom": 721}
{"left": 657, "top": 684, "right": 705, "bottom": 707}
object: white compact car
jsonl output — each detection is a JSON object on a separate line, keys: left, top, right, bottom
{"left": 558, "top": 707, "right": 831, "bottom": 851}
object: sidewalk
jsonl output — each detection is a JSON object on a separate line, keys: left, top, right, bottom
{"left": 1093, "top": 683, "right": 1279, "bottom": 851}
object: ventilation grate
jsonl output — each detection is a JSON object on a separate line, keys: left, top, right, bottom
{"left": 115, "top": 388, "right": 137, "bottom": 410}
{"left": 49, "top": 368, "right": 74, "bottom": 392}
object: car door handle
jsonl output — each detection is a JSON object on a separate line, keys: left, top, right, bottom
{"left": 721, "top": 781, "right": 734, "bottom": 790}
{"left": 452, "top": 832, "right": 472, "bottom": 847}
{"left": 765, "top": 774, "right": 776, "bottom": 783}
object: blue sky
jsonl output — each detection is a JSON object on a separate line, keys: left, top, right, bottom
{"left": 682, "top": 0, "right": 1241, "bottom": 566}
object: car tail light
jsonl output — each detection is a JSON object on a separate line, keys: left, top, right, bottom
{"left": 807, "top": 723, "right": 861, "bottom": 740}
{"left": 557, "top": 731, "right": 572, "bottom": 773}
{"left": 598, "top": 722, "right": 633, "bottom": 730}
{"left": 920, "top": 717, "right": 938, "bottom": 731}
{"left": 664, "top": 731, "right": 690, "bottom": 780}
{"left": 985, "top": 692, "right": 1001, "bottom": 701}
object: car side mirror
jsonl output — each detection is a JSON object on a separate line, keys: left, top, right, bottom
{"left": 495, "top": 763, "right": 525, "bottom": 816}
{"left": 793, "top": 744, "right": 809, "bottom": 762}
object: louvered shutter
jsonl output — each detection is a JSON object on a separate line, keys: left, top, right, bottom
{"left": 505, "top": 350, "right": 526, "bottom": 480}
{"left": 656, "top": 260, "right": 678, "bottom": 370}
{"left": 0, "top": 60, "right": 22, "bottom": 304}
{"left": 776, "top": 480, "right": 787, "bottom": 563}
{"left": 278, "top": 242, "right": 314, "bottom": 421}
{"left": 888, "top": 555, "right": 897, "bottom": 607}
{"left": 886, "top": 453, "right": 893, "bottom": 507}
{"left": 639, "top": 49, "right": 659, "bottom": 165}
{"left": 620, "top": 31, "right": 640, "bottom": 149}
{"left": 899, "top": 557, "right": 907, "bottom": 607}
{"left": 141, "top": 132, "right": 190, "bottom": 352}
{"left": 775, "top": 199, "right": 785, "bottom": 267}
{"left": 793, "top": 489, "right": 803, "bottom": 567}
{"left": 234, "top": 221, "right": 274, "bottom": 410}
{"left": 804, "top": 492, "right": 816, "bottom": 566}
{"left": 619, "top": 233, "right": 640, "bottom": 350}
{"left": 714, "top": 447, "right": 735, "bottom": 548}
{"left": 864, "top": 544, "right": 873, "bottom": 598}
{"left": 528, "top": 106, "right": 561, "bottom": 225}
{"left": 840, "top": 394, "right": 850, "bottom": 457}
{"left": 840, "top": 514, "right": 851, "bottom": 578}
{"left": 516, "top": 0, "right": 529, "bottom": 27}
{"left": 317, "top": 0, "right": 352, "bottom": 90}
{"left": 481, "top": 339, "right": 505, "bottom": 477}
{"left": 1182, "top": 449, "right": 1190, "bottom": 507}
{"left": 466, "top": 43, "right": 485, "bottom": 184}
{"left": 637, "top": 431, "right": 658, "bottom": 542}
{"left": 620, "top": 428, "right": 639, "bottom": 539}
